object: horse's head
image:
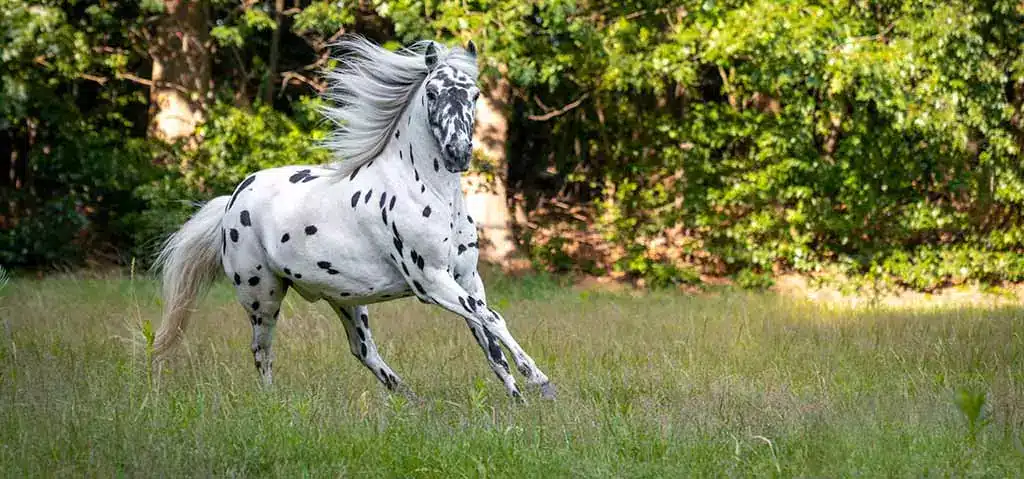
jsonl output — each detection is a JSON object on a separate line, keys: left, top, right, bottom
{"left": 422, "top": 41, "right": 479, "bottom": 173}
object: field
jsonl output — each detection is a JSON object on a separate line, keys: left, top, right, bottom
{"left": 0, "top": 270, "right": 1022, "bottom": 477}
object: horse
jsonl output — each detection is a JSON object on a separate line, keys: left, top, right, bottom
{"left": 153, "top": 37, "right": 555, "bottom": 401}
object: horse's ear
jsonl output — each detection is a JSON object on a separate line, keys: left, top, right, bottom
{"left": 466, "top": 40, "right": 477, "bottom": 57}
{"left": 425, "top": 43, "right": 438, "bottom": 69}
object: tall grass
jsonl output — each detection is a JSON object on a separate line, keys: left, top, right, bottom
{"left": 0, "top": 271, "right": 1021, "bottom": 476}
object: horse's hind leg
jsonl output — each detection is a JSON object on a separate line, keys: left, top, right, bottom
{"left": 327, "top": 302, "right": 413, "bottom": 398}
{"left": 223, "top": 246, "right": 287, "bottom": 385}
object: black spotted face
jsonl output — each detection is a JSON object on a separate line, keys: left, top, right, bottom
{"left": 423, "top": 66, "right": 479, "bottom": 173}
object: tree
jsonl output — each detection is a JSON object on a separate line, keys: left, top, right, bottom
{"left": 148, "top": 0, "right": 211, "bottom": 144}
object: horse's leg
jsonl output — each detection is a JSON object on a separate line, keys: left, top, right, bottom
{"left": 327, "top": 301, "right": 413, "bottom": 398}
{"left": 412, "top": 270, "right": 550, "bottom": 400}
{"left": 461, "top": 271, "right": 555, "bottom": 399}
{"left": 223, "top": 241, "right": 287, "bottom": 385}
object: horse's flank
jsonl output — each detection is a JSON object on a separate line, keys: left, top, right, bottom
{"left": 320, "top": 36, "right": 480, "bottom": 178}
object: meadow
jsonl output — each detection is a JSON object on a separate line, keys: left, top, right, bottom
{"left": 0, "top": 270, "right": 1021, "bottom": 477}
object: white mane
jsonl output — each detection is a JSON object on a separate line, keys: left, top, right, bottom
{"left": 320, "top": 36, "right": 479, "bottom": 177}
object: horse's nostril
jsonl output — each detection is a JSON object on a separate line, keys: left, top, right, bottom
{"left": 445, "top": 144, "right": 457, "bottom": 158}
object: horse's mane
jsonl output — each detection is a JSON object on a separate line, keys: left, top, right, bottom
{"left": 320, "top": 36, "right": 479, "bottom": 177}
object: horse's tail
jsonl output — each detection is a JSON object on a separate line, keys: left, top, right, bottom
{"left": 152, "top": 196, "right": 230, "bottom": 359}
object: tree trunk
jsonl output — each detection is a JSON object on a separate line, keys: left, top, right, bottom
{"left": 148, "top": 0, "right": 211, "bottom": 146}
{"left": 464, "top": 70, "right": 520, "bottom": 267}
{"left": 262, "top": 0, "right": 285, "bottom": 105}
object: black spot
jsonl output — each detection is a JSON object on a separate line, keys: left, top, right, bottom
{"left": 468, "top": 215, "right": 474, "bottom": 224}
{"left": 413, "top": 280, "right": 427, "bottom": 295}
{"left": 294, "top": 273, "right": 303, "bottom": 279}
{"left": 422, "top": 205, "right": 432, "bottom": 217}
{"left": 221, "top": 229, "right": 226, "bottom": 254}
{"left": 392, "top": 223, "right": 402, "bottom": 241}
{"left": 327, "top": 269, "right": 339, "bottom": 275}
{"left": 454, "top": 273, "right": 461, "bottom": 280}
{"left": 421, "top": 185, "right": 426, "bottom": 193}
{"left": 302, "top": 174, "right": 318, "bottom": 183}
{"left": 443, "top": 237, "right": 448, "bottom": 242}
{"left": 305, "top": 225, "right": 318, "bottom": 235}
{"left": 357, "top": 328, "right": 366, "bottom": 341}
{"left": 415, "top": 169, "right": 420, "bottom": 182}
{"left": 393, "top": 236, "right": 404, "bottom": 255}
{"left": 365, "top": 189, "right": 373, "bottom": 204}
{"left": 476, "top": 299, "right": 484, "bottom": 307}
{"left": 284, "top": 267, "right": 292, "bottom": 275}
{"left": 248, "top": 276, "right": 260, "bottom": 286}
{"left": 389, "top": 196, "right": 396, "bottom": 211}
{"left": 416, "top": 256, "right": 425, "bottom": 270}
{"left": 395, "top": 130, "right": 400, "bottom": 139}
{"left": 234, "top": 273, "right": 241, "bottom": 285}
{"left": 410, "top": 250, "right": 419, "bottom": 263}
{"left": 281, "top": 233, "right": 290, "bottom": 243}
{"left": 240, "top": 210, "right": 251, "bottom": 227}
{"left": 269, "top": 290, "right": 275, "bottom": 296}
{"left": 399, "top": 150, "right": 403, "bottom": 160}
{"left": 433, "top": 158, "right": 439, "bottom": 172}
{"left": 409, "top": 144, "right": 415, "bottom": 164}
{"left": 458, "top": 244, "right": 467, "bottom": 255}
{"left": 379, "top": 192, "right": 387, "bottom": 208}
{"left": 469, "top": 242, "right": 478, "bottom": 248}
{"left": 289, "top": 169, "right": 311, "bottom": 183}
{"left": 256, "top": 265, "right": 262, "bottom": 270}
{"left": 459, "top": 296, "right": 472, "bottom": 313}
{"left": 351, "top": 191, "right": 361, "bottom": 208}
{"left": 450, "top": 223, "right": 454, "bottom": 229}
{"left": 382, "top": 208, "right": 388, "bottom": 225}
{"left": 484, "top": 329, "right": 506, "bottom": 367}
{"left": 340, "top": 292, "right": 351, "bottom": 296}
{"left": 349, "top": 166, "right": 361, "bottom": 181}
{"left": 251, "top": 300, "right": 260, "bottom": 311}
{"left": 360, "top": 343, "right": 368, "bottom": 358}
{"left": 467, "top": 295, "right": 478, "bottom": 312}
{"left": 250, "top": 315, "right": 257, "bottom": 325}
{"left": 317, "top": 261, "right": 332, "bottom": 269}
{"left": 402, "top": 262, "right": 410, "bottom": 276}
{"left": 228, "top": 175, "right": 256, "bottom": 210}
{"left": 361, "top": 313, "right": 369, "bottom": 327}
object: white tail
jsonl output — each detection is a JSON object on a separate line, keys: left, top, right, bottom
{"left": 153, "top": 196, "right": 230, "bottom": 359}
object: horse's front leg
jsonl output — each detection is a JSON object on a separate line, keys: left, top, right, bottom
{"left": 411, "top": 267, "right": 554, "bottom": 400}
{"left": 459, "top": 270, "right": 555, "bottom": 399}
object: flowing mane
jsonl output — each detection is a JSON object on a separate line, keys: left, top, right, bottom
{"left": 320, "top": 36, "right": 479, "bottom": 177}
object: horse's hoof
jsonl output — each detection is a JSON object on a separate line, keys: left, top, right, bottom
{"left": 539, "top": 381, "right": 557, "bottom": 400}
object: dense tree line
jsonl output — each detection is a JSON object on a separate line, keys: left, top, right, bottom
{"left": 2, "top": 0, "right": 1023, "bottom": 290}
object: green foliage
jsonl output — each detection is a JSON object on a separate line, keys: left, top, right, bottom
{"left": 390, "top": 0, "right": 1024, "bottom": 288}
{"left": 3, "top": 0, "right": 1024, "bottom": 290}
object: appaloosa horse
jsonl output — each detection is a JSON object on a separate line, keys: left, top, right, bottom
{"left": 153, "top": 37, "right": 554, "bottom": 400}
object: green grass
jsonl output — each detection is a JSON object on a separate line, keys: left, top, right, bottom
{"left": 0, "top": 270, "right": 1022, "bottom": 477}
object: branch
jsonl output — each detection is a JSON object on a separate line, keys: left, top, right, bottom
{"left": 280, "top": 71, "right": 326, "bottom": 93}
{"left": 527, "top": 93, "right": 590, "bottom": 121}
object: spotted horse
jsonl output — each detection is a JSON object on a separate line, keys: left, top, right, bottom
{"left": 153, "top": 37, "right": 555, "bottom": 401}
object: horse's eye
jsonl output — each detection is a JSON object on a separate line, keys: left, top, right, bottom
{"left": 427, "top": 91, "right": 437, "bottom": 102}
{"left": 472, "top": 92, "right": 480, "bottom": 101}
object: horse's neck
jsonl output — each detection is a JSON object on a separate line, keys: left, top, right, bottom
{"left": 382, "top": 100, "right": 462, "bottom": 198}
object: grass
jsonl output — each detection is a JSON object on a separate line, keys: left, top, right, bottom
{"left": 0, "top": 269, "right": 1022, "bottom": 477}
